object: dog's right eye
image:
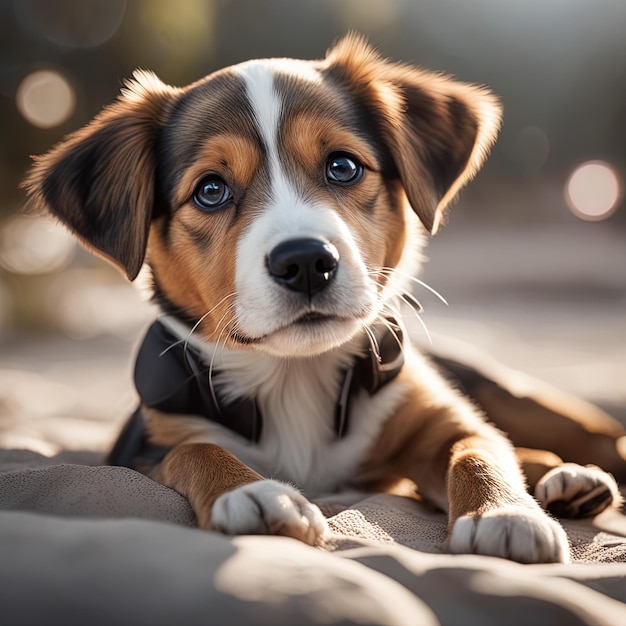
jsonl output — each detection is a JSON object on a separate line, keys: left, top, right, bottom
{"left": 193, "top": 175, "right": 232, "bottom": 211}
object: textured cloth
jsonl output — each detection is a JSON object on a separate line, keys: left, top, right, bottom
{"left": 1, "top": 449, "right": 626, "bottom": 625}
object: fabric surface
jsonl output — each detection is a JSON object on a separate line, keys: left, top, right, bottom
{"left": 1, "top": 449, "right": 626, "bottom": 625}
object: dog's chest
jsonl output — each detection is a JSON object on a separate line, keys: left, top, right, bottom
{"left": 202, "top": 350, "right": 409, "bottom": 495}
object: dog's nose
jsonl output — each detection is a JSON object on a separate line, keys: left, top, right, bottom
{"left": 267, "top": 238, "right": 339, "bottom": 297}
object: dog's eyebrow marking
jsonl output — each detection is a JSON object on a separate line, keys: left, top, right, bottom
{"left": 174, "top": 134, "right": 262, "bottom": 208}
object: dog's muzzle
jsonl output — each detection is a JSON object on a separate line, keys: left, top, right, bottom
{"left": 267, "top": 238, "right": 339, "bottom": 298}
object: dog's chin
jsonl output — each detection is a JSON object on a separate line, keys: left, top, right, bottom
{"left": 236, "top": 315, "right": 367, "bottom": 359}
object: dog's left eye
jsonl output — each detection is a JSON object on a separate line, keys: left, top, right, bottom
{"left": 326, "top": 153, "right": 363, "bottom": 186}
{"left": 193, "top": 175, "right": 232, "bottom": 211}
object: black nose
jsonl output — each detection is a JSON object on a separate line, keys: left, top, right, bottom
{"left": 267, "top": 238, "right": 339, "bottom": 297}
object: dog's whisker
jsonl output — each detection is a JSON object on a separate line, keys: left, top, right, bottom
{"left": 207, "top": 304, "right": 238, "bottom": 399}
{"left": 207, "top": 329, "right": 228, "bottom": 409}
{"left": 365, "top": 271, "right": 404, "bottom": 303}
{"left": 184, "top": 308, "right": 229, "bottom": 398}
{"left": 158, "top": 337, "right": 187, "bottom": 357}
{"left": 378, "top": 288, "right": 433, "bottom": 346}
{"left": 207, "top": 302, "right": 241, "bottom": 397}
{"left": 161, "top": 292, "right": 238, "bottom": 358}
{"left": 380, "top": 301, "right": 401, "bottom": 320}
{"left": 156, "top": 311, "right": 214, "bottom": 361}
{"left": 398, "top": 291, "right": 424, "bottom": 314}
{"left": 376, "top": 315, "right": 405, "bottom": 355}
{"left": 396, "top": 294, "right": 427, "bottom": 332}
{"left": 183, "top": 310, "right": 213, "bottom": 355}
{"left": 378, "top": 282, "right": 425, "bottom": 316}
{"left": 181, "top": 292, "right": 237, "bottom": 360}
{"left": 377, "top": 267, "right": 448, "bottom": 306}
{"left": 365, "top": 272, "right": 426, "bottom": 322}
{"left": 202, "top": 292, "right": 239, "bottom": 328}
{"left": 362, "top": 274, "right": 426, "bottom": 349}
{"left": 179, "top": 293, "right": 233, "bottom": 349}
{"left": 410, "top": 306, "right": 433, "bottom": 346}
{"left": 363, "top": 325, "right": 381, "bottom": 362}
{"left": 365, "top": 268, "right": 396, "bottom": 296}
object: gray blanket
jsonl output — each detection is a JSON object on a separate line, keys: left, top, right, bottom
{"left": 1, "top": 449, "right": 626, "bottom": 626}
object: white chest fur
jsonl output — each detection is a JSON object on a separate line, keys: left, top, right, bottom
{"left": 161, "top": 317, "right": 408, "bottom": 495}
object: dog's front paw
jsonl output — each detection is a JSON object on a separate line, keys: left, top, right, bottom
{"left": 211, "top": 479, "right": 328, "bottom": 546}
{"left": 448, "top": 506, "right": 570, "bottom": 563}
{"left": 535, "top": 463, "right": 621, "bottom": 518}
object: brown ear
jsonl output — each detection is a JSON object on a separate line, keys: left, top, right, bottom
{"left": 24, "top": 71, "right": 178, "bottom": 280}
{"left": 324, "top": 34, "right": 502, "bottom": 233}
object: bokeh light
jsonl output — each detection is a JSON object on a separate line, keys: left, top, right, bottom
{"left": 16, "top": 70, "right": 76, "bottom": 129}
{"left": 0, "top": 215, "right": 76, "bottom": 275}
{"left": 565, "top": 161, "right": 622, "bottom": 221}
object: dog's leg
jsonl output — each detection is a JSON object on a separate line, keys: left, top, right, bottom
{"left": 363, "top": 381, "right": 570, "bottom": 563}
{"left": 365, "top": 426, "right": 571, "bottom": 562}
{"left": 154, "top": 443, "right": 328, "bottom": 545}
{"left": 444, "top": 435, "right": 571, "bottom": 563}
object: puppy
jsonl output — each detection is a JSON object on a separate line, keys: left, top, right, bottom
{"left": 26, "top": 34, "right": 621, "bottom": 563}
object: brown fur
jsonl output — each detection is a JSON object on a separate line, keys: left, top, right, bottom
{"left": 154, "top": 443, "right": 262, "bottom": 528}
{"left": 354, "top": 357, "right": 527, "bottom": 513}
{"left": 147, "top": 203, "right": 254, "bottom": 341}
{"left": 457, "top": 370, "right": 626, "bottom": 481}
{"left": 175, "top": 135, "right": 263, "bottom": 206}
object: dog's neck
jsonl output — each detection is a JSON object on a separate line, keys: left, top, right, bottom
{"left": 155, "top": 314, "right": 403, "bottom": 432}
{"left": 160, "top": 313, "right": 358, "bottom": 391}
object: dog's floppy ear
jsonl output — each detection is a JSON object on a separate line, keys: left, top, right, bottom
{"left": 24, "top": 71, "right": 178, "bottom": 280}
{"left": 325, "top": 34, "right": 502, "bottom": 233}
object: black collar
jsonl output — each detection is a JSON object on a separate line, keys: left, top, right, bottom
{"left": 109, "top": 318, "right": 404, "bottom": 467}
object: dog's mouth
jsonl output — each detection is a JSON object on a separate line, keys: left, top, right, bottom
{"left": 229, "top": 311, "right": 363, "bottom": 347}
{"left": 293, "top": 311, "right": 337, "bottom": 325}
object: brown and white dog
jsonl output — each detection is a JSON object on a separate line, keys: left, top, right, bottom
{"left": 26, "top": 34, "right": 622, "bottom": 563}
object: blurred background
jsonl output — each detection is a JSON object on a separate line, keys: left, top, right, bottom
{"left": 0, "top": 0, "right": 624, "bottom": 453}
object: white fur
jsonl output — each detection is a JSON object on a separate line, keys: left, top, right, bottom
{"left": 211, "top": 479, "right": 328, "bottom": 545}
{"left": 449, "top": 505, "right": 570, "bottom": 563}
{"left": 535, "top": 463, "right": 621, "bottom": 516}
{"left": 161, "top": 315, "right": 409, "bottom": 495}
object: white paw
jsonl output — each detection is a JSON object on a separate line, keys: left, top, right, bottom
{"left": 211, "top": 480, "right": 328, "bottom": 546}
{"left": 535, "top": 463, "right": 621, "bottom": 518}
{"left": 449, "top": 506, "right": 570, "bottom": 563}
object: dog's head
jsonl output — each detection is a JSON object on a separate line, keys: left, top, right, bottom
{"left": 25, "top": 34, "right": 501, "bottom": 358}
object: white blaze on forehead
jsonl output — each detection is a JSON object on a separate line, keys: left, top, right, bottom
{"left": 236, "top": 60, "right": 282, "bottom": 180}
{"left": 235, "top": 59, "right": 321, "bottom": 203}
